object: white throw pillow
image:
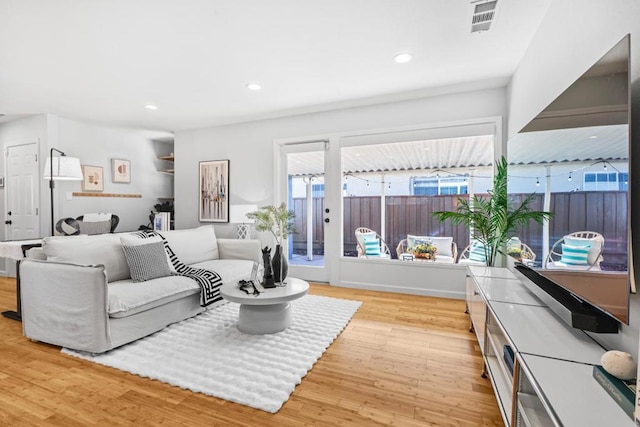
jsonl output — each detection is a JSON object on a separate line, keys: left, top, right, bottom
{"left": 160, "top": 225, "right": 219, "bottom": 265}
{"left": 43, "top": 234, "right": 130, "bottom": 282}
{"left": 429, "top": 236, "right": 453, "bottom": 257}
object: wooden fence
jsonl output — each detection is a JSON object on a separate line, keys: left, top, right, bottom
{"left": 292, "top": 191, "right": 628, "bottom": 266}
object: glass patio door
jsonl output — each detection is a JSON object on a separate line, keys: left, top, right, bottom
{"left": 277, "top": 139, "right": 338, "bottom": 283}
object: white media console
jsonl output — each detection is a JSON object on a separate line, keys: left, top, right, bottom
{"left": 466, "top": 265, "right": 632, "bottom": 426}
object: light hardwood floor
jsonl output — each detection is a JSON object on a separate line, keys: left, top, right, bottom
{"left": 0, "top": 277, "right": 502, "bottom": 426}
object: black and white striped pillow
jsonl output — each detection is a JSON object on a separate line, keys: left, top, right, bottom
{"left": 121, "top": 236, "right": 172, "bottom": 282}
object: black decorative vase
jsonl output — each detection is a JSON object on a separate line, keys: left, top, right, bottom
{"left": 272, "top": 244, "right": 288, "bottom": 283}
{"left": 261, "top": 246, "right": 275, "bottom": 288}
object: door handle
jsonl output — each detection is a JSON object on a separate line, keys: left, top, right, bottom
{"left": 4, "top": 220, "right": 11, "bottom": 225}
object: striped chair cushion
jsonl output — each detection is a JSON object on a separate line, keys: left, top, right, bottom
{"left": 363, "top": 236, "right": 381, "bottom": 257}
{"left": 469, "top": 242, "right": 487, "bottom": 263}
{"left": 560, "top": 244, "right": 590, "bottom": 265}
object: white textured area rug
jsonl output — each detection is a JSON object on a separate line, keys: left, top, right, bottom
{"left": 62, "top": 294, "right": 361, "bottom": 413}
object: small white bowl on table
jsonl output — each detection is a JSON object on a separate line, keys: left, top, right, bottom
{"left": 220, "top": 277, "right": 309, "bottom": 335}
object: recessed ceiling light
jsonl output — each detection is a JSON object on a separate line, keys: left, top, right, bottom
{"left": 354, "top": 153, "right": 361, "bottom": 157}
{"left": 145, "top": 104, "right": 158, "bottom": 110}
{"left": 394, "top": 52, "right": 413, "bottom": 64}
{"left": 589, "top": 135, "right": 598, "bottom": 139}
{"left": 246, "top": 83, "right": 262, "bottom": 91}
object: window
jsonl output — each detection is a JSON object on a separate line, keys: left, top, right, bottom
{"left": 619, "top": 172, "right": 629, "bottom": 191}
{"left": 312, "top": 184, "right": 325, "bottom": 197}
{"left": 411, "top": 176, "right": 469, "bottom": 196}
{"left": 583, "top": 172, "right": 626, "bottom": 191}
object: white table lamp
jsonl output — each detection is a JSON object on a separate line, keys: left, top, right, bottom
{"left": 229, "top": 204, "right": 258, "bottom": 239}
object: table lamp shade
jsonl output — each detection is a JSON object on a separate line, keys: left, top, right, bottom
{"left": 229, "top": 204, "right": 258, "bottom": 224}
{"left": 43, "top": 156, "right": 83, "bottom": 180}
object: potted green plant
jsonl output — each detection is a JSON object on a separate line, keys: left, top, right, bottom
{"left": 433, "top": 156, "right": 552, "bottom": 267}
{"left": 409, "top": 242, "right": 438, "bottom": 260}
{"left": 247, "top": 203, "right": 296, "bottom": 282}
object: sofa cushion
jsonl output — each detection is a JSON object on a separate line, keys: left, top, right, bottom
{"left": 43, "top": 234, "right": 130, "bottom": 282}
{"left": 107, "top": 259, "right": 254, "bottom": 318}
{"left": 121, "top": 236, "right": 173, "bottom": 282}
{"left": 161, "top": 225, "right": 219, "bottom": 265}
{"left": 108, "top": 276, "right": 200, "bottom": 318}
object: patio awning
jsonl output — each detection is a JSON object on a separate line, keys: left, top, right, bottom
{"left": 286, "top": 124, "right": 627, "bottom": 177}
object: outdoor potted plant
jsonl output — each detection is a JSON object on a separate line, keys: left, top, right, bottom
{"left": 247, "top": 203, "right": 296, "bottom": 283}
{"left": 410, "top": 242, "right": 438, "bottom": 260}
{"left": 433, "top": 156, "right": 552, "bottom": 267}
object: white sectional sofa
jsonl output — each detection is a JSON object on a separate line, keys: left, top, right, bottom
{"left": 20, "top": 225, "right": 261, "bottom": 354}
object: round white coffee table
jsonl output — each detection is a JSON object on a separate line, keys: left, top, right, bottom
{"left": 220, "top": 277, "right": 309, "bottom": 335}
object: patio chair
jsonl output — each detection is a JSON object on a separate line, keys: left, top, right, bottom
{"left": 56, "top": 214, "right": 120, "bottom": 236}
{"left": 396, "top": 236, "right": 458, "bottom": 263}
{"left": 76, "top": 213, "right": 120, "bottom": 233}
{"left": 355, "top": 227, "right": 391, "bottom": 258}
{"left": 544, "top": 231, "right": 604, "bottom": 271}
{"left": 458, "top": 242, "right": 487, "bottom": 266}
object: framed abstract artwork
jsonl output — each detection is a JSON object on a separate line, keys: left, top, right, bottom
{"left": 199, "top": 159, "right": 229, "bottom": 222}
{"left": 81, "top": 165, "right": 104, "bottom": 192}
{"left": 111, "top": 158, "right": 131, "bottom": 183}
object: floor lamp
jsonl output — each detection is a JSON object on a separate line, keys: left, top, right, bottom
{"left": 43, "top": 148, "right": 83, "bottom": 236}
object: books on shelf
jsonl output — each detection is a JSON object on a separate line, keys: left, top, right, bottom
{"left": 592, "top": 364, "right": 635, "bottom": 420}
{"left": 153, "top": 212, "right": 171, "bottom": 232}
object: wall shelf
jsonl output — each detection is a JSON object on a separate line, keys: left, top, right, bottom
{"left": 158, "top": 155, "right": 175, "bottom": 162}
{"left": 72, "top": 192, "right": 142, "bottom": 198}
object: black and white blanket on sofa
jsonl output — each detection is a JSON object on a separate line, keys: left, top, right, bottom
{"left": 129, "top": 230, "right": 224, "bottom": 307}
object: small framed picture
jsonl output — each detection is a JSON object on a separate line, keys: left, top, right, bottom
{"left": 112, "top": 159, "right": 131, "bottom": 183}
{"left": 199, "top": 159, "right": 229, "bottom": 223}
{"left": 81, "top": 165, "right": 104, "bottom": 192}
{"left": 401, "top": 254, "right": 415, "bottom": 261}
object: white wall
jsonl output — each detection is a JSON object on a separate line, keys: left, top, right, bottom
{"left": 54, "top": 117, "right": 174, "bottom": 232}
{"left": 508, "top": 0, "right": 640, "bottom": 356}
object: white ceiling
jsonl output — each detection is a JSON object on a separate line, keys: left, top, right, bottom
{"left": 0, "top": 0, "right": 553, "bottom": 132}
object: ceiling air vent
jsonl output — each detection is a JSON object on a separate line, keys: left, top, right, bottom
{"left": 471, "top": 0, "right": 498, "bottom": 33}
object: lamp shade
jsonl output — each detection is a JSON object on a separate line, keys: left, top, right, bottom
{"left": 43, "top": 156, "right": 83, "bottom": 181}
{"left": 229, "top": 204, "right": 258, "bottom": 224}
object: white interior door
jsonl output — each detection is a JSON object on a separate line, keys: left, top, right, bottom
{"left": 6, "top": 143, "right": 40, "bottom": 240}
{"left": 277, "top": 139, "right": 339, "bottom": 283}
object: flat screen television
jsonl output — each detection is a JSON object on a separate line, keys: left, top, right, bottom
{"left": 507, "top": 34, "right": 632, "bottom": 332}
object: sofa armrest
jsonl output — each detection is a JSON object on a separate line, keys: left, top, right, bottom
{"left": 26, "top": 246, "right": 46, "bottom": 260}
{"left": 217, "top": 238, "right": 261, "bottom": 262}
{"left": 20, "top": 259, "right": 112, "bottom": 353}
